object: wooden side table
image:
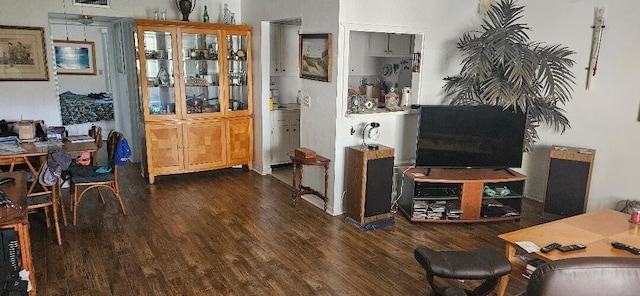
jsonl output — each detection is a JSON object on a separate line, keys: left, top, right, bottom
{"left": 287, "top": 152, "right": 330, "bottom": 211}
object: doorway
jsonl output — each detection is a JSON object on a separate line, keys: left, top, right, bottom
{"left": 265, "top": 18, "right": 301, "bottom": 185}
{"left": 48, "top": 13, "right": 140, "bottom": 162}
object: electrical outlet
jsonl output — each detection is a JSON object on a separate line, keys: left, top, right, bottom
{"left": 303, "top": 95, "right": 311, "bottom": 107}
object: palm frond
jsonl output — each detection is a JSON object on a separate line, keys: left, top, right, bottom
{"left": 443, "top": 0, "right": 576, "bottom": 151}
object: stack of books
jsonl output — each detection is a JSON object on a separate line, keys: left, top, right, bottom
{"left": 514, "top": 253, "right": 545, "bottom": 279}
{"left": 413, "top": 201, "right": 428, "bottom": 218}
{"left": 65, "top": 135, "right": 95, "bottom": 143}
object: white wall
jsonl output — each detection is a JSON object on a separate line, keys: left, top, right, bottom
{"left": 49, "top": 22, "right": 116, "bottom": 136}
{"left": 50, "top": 23, "right": 108, "bottom": 94}
{"left": 515, "top": 0, "right": 640, "bottom": 211}
{"left": 0, "top": 0, "right": 241, "bottom": 125}
{"left": 242, "top": 0, "right": 340, "bottom": 212}
{"left": 245, "top": 0, "right": 640, "bottom": 216}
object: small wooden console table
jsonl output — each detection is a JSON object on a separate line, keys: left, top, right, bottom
{"left": 287, "top": 152, "right": 330, "bottom": 211}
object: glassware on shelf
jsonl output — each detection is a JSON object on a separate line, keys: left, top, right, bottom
{"left": 228, "top": 70, "right": 246, "bottom": 86}
{"left": 157, "top": 65, "right": 171, "bottom": 86}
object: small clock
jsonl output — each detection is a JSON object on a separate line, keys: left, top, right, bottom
{"left": 236, "top": 49, "right": 246, "bottom": 60}
{"left": 367, "top": 126, "right": 380, "bottom": 140}
{"left": 363, "top": 122, "right": 381, "bottom": 150}
{"left": 363, "top": 100, "right": 374, "bottom": 110}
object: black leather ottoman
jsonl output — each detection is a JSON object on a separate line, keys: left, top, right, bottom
{"left": 414, "top": 247, "right": 512, "bottom": 296}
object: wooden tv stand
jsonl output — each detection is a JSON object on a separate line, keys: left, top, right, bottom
{"left": 398, "top": 168, "right": 527, "bottom": 223}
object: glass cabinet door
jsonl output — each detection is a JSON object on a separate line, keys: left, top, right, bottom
{"left": 225, "top": 33, "right": 249, "bottom": 112}
{"left": 142, "top": 30, "right": 177, "bottom": 116}
{"left": 181, "top": 32, "right": 221, "bottom": 115}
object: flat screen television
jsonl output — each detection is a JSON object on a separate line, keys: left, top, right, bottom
{"left": 415, "top": 105, "right": 526, "bottom": 169}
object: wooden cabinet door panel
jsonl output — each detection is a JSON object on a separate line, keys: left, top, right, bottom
{"left": 184, "top": 121, "right": 226, "bottom": 170}
{"left": 227, "top": 117, "right": 252, "bottom": 165}
{"left": 147, "top": 123, "right": 183, "bottom": 174}
{"left": 290, "top": 122, "right": 300, "bottom": 151}
{"left": 270, "top": 124, "right": 289, "bottom": 165}
{"left": 388, "top": 34, "right": 412, "bottom": 56}
{"left": 279, "top": 25, "right": 299, "bottom": 76}
{"left": 368, "top": 32, "right": 389, "bottom": 56}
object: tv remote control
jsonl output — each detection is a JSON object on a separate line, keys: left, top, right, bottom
{"left": 557, "top": 244, "right": 586, "bottom": 252}
{"left": 540, "top": 242, "right": 561, "bottom": 253}
{"left": 611, "top": 242, "right": 640, "bottom": 255}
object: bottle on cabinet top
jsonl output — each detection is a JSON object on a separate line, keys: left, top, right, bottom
{"left": 203, "top": 5, "right": 210, "bottom": 23}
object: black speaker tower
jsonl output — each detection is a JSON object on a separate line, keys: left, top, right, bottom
{"left": 542, "top": 146, "right": 595, "bottom": 220}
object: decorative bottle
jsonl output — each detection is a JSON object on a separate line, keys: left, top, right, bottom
{"left": 385, "top": 87, "right": 399, "bottom": 108}
{"left": 203, "top": 5, "right": 209, "bottom": 23}
{"left": 157, "top": 64, "right": 170, "bottom": 86}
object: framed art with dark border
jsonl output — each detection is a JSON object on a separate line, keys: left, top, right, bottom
{"left": 0, "top": 26, "right": 49, "bottom": 81}
{"left": 73, "top": 0, "right": 110, "bottom": 8}
{"left": 299, "top": 33, "right": 331, "bottom": 82}
{"left": 53, "top": 40, "right": 97, "bottom": 75}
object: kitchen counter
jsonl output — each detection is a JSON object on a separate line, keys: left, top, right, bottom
{"left": 272, "top": 103, "right": 300, "bottom": 111}
{"left": 345, "top": 107, "right": 419, "bottom": 117}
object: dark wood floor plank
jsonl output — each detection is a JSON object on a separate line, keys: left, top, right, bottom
{"left": 28, "top": 160, "right": 542, "bottom": 295}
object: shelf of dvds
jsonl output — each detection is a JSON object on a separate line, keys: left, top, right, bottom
{"left": 398, "top": 167, "right": 527, "bottom": 223}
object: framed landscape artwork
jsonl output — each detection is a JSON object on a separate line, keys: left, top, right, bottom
{"left": 0, "top": 26, "right": 49, "bottom": 81}
{"left": 299, "top": 33, "right": 331, "bottom": 82}
{"left": 53, "top": 40, "right": 97, "bottom": 75}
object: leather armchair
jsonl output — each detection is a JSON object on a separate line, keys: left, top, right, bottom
{"left": 526, "top": 257, "right": 640, "bottom": 296}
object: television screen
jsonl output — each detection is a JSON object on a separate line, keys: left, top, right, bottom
{"left": 416, "top": 105, "right": 526, "bottom": 168}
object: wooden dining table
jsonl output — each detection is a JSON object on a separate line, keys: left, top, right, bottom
{"left": 0, "top": 140, "right": 98, "bottom": 245}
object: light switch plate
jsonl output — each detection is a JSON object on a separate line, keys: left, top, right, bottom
{"left": 303, "top": 95, "right": 311, "bottom": 107}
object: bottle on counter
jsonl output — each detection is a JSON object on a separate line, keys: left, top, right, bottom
{"left": 385, "top": 87, "right": 399, "bottom": 108}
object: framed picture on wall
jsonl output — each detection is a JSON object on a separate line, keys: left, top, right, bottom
{"left": 299, "top": 33, "right": 331, "bottom": 82}
{"left": 73, "top": 0, "right": 109, "bottom": 8}
{"left": 53, "top": 40, "right": 97, "bottom": 75}
{"left": 0, "top": 25, "right": 49, "bottom": 81}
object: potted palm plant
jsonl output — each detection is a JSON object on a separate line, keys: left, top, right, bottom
{"left": 443, "top": 0, "right": 576, "bottom": 151}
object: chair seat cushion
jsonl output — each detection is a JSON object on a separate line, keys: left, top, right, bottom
{"left": 69, "top": 165, "right": 114, "bottom": 183}
{"left": 27, "top": 194, "right": 52, "bottom": 206}
{"left": 414, "top": 247, "right": 511, "bottom": 280}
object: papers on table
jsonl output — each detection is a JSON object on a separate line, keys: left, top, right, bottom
{"left": 516, "top": 241, "right": 541, "bottom": 253}
{"left": 0, "top": 143, "right": 26, "bottom": 155}
{"left": 65, "top": 135, "right": 95, "bottom": 143}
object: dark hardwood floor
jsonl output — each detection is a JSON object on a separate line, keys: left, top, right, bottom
{"left": 28, "top": 162, "right": 545, "bottom": 295}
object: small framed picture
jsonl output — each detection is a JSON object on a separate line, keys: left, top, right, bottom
{"left": 412, "top": 52, "right": 421, "bottom": 72}
{"left": 53, "top": 40, "right": 97, "bottom": 75}
{"left": 299, "top": 33, "right": 331, "bottom": 82}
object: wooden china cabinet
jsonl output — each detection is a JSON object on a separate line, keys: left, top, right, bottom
{"left": 134, "top": 20, "right": 253, "bottom": 184}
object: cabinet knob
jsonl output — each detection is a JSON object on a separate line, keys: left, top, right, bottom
{"left": 282, "top": 69, "right": 286, "bottom": 72}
